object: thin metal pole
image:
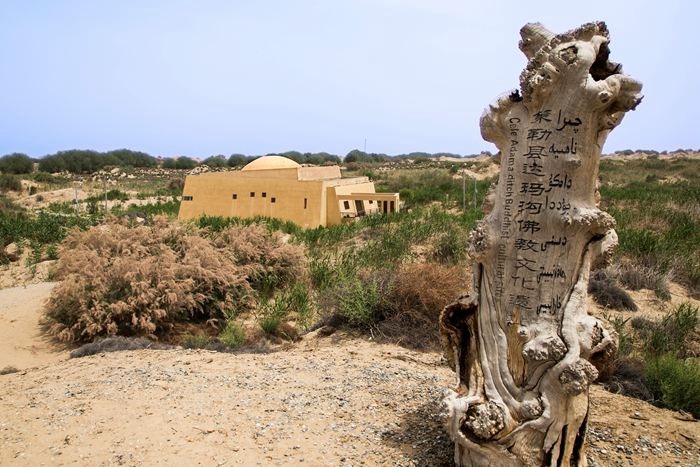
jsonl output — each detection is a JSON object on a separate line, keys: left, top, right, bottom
{"left": 462, "top": 172, "right": 466, "bottom": 211}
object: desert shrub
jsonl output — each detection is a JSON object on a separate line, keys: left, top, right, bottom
{"left": 0, "top": 195, "right": 23, "bottom": 214}
{"left": 256, "top": 282, "right": 315, "bottom": 335}
{"left": 116, "top": 200, "right": 180, "bottom": 218}
{"left": 203, "top": 155, "right": 228, "bottom": 168}
{"left": 85, "top": 189, "right": 129, "bottom": 204}
{"left": 617, "top": 263, "right": 671, "bottom": 300}
{"left": 644, "top": 303, "right": 698, "bottom": 357}
{"left": 601, "top": 303, "right": 700, "bottom": 415}
{"left": 219, "top": 320, "right": 246, "bottom": 348}
{"left": 30, "top": 171, "right": 64, "bottom": 184}
{"left": 70, "top": 336, "right": 174, "bottom": 358}
{"left": 167, "top": 178, "right": 185, "bottom": 192}
{"left": 44, "top": 219, "right": 256, "bottom": 343}
{"left": 588, "top": 270, "right": 637, "bottom": 311}
{"left": 0, "top": 153, "right": 33, "bottom": 174}
{"left": 323, "top": 269, "right": 389, "bottom": 329}
{"left": 430, "top": 226, "right": 468, "bottom": 264}
{"left": 258, "top": 298, "right": 288, "bottom": 335}
{"left": 285, "top": 282, "right": 314, "bottom": 326}
{"left": 0, "top": 174, "right": 22, "bottom": 192}
{"left": 182, "top": 333, "right": 210, "bottom": 349}
{"left": 45, "top": 243, "right": 58, "bottom": 260}
{"left": 213, "top": 224, "right": 307, "bottom": 293}
{"left": 379, "top": 263, "right": 466, "bottom": 349}
{"left": 645, "top": 355, "right": 700, "bottom": 417}
{"left": 599, "top": 356, "right": 651, "bottom": 401}
{"left": 162, "top": 156, "right": 197, "bottom": 170}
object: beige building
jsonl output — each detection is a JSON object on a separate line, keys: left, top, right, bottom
{"left": 178, "top": 156, "right": 399, "bottom": 228}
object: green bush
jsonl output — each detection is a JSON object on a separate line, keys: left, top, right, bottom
{"left": 182, "top": 334, "right": 210, "bottom": 349}
{"left": 286, "top": 282, "right": 314, "bottom": 326}
{"left": 258, "top": 298, "right": 288, "bottom": 334}
{"left": 219, "top": 321, "right": 246, "bottom": 348}
{"left": 85, "top": 189, "right": 129, "bottom": 204}
{"left": 330, "top": 271, "right": 387, "bottom": 328}
{"left": 0, "top": 174, "right": 22, "bottom": 192}
{"left": 162, "top": 156, "right": 197, "bottom": 170}
{"left": 645, "top": 303, "right": 698, "bottom": 357}
{"left": 645, "top": 355, "right": 700, "bottom": 417}
{"left": 203, "top": 155, "right": 228, "bottom": 168}
{"left": 0, "top": 153, "right": 33, "bottom": 174}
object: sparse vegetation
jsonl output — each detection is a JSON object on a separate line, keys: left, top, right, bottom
{"left": 181, "top": 333, "right": 211, "bottom": 349}
{"left": 1, "top": 152, "right": 697, "bottom": 418}
{"left": 601, "top": 303, "right": 700, "bottom": 417}
{"left": 588, "top": 270, "right": 638, "bottom": 311}
{"left": 600, "top": 157, "right": 700, "bottom": 296}
{"left": 218, "top": 320, "right": 246, "bottom": 348}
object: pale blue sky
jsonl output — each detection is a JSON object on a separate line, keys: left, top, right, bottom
{"left": 1, "top": 1, "right": 697, "bottom": 158}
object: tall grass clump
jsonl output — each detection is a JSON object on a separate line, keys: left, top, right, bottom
{"left": 644, "top": 355, "right": 700, "bottom": 417}
{"left": 218, "top": 320, "right": 246, "bottom": 348}
{"left": 258, "top": 298, "right": 289, "bottom": 335}
{"left": 601, "top": 303, "right": 699, "bottom": 417}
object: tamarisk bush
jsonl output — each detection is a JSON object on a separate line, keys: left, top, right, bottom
{"left": 44, "top": 218, "right": 306, "bottom": 343}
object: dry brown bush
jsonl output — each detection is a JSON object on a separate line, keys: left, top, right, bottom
{"left": 380, "top": 262, "right": 468, "bottom": 349}
{"left": 213, "top": 224, "right": 307, "bottom": 291}
{"left": 44, "top": 218, "right": 307, "bottom": 343}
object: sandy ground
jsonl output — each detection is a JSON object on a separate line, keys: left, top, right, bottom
{"left": 0, "top": 282, "right": 698, "bottom": 466}
{"left": 0, "top": 282, "right": 67, "bottom": 371}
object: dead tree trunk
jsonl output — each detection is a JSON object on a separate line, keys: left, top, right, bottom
{"left": 440, "top": 22, "right": 642, "bottom": 466}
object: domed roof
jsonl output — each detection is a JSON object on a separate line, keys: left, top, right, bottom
{"left": 241, "top": 156, "right": 301, "bottom": 171}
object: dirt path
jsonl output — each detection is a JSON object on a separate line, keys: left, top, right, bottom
{"left": 0, "top": 336, "right": 697, "bottom": 466}
{"left": 0, "top": 282, "right": 67, "bottom": 371}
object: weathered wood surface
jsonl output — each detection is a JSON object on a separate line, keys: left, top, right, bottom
{"left": 441, "top": 22, "right": 642, "bottom": 466}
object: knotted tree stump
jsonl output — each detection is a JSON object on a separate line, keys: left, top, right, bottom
{"left": 440, "top": 22, "right": 642, "bottom": 466}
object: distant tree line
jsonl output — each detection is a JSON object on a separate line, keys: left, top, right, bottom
{"left": 343, "top": 149, "right": 486, "bottom": 163}
{"left": 37, "top": 149, "right": 157, "bottom": 174}
{"left": 0, "top": 147, "right": 500, "bottom": 176}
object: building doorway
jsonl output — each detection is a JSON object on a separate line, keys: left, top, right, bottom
{"left": 354, "top": 199, "right": 365, "bottom": 217}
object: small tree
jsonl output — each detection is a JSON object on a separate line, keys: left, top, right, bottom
{"left": 0, "top": 153, "right": 33, "bottom": 174}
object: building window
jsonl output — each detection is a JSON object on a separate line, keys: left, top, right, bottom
{"left": 250, "top": 192, "right": 255, "bottom": 197}
{"left": 343, "top": 201, "right": 350, "bottom": 210}
{"left": 304, "top": 198, "right": 308, "bottom": 209}
{"left": 183, "top": 196, "right": 193, "bottom": 201}
{"left": 232, "top": 194, "right": 237, "bottom": 200}
{"left": 369, "top": 200, "right": 374, "bottom": 204}
{"left": 271, "top": 197, "right": 276, "bottom": 203}
{"left": 262, "top": 192, "right": 267, "bottom": 198}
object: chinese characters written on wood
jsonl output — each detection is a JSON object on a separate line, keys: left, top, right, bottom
{"left": 440, "top": 22, "right": 642, "bottom": 466}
